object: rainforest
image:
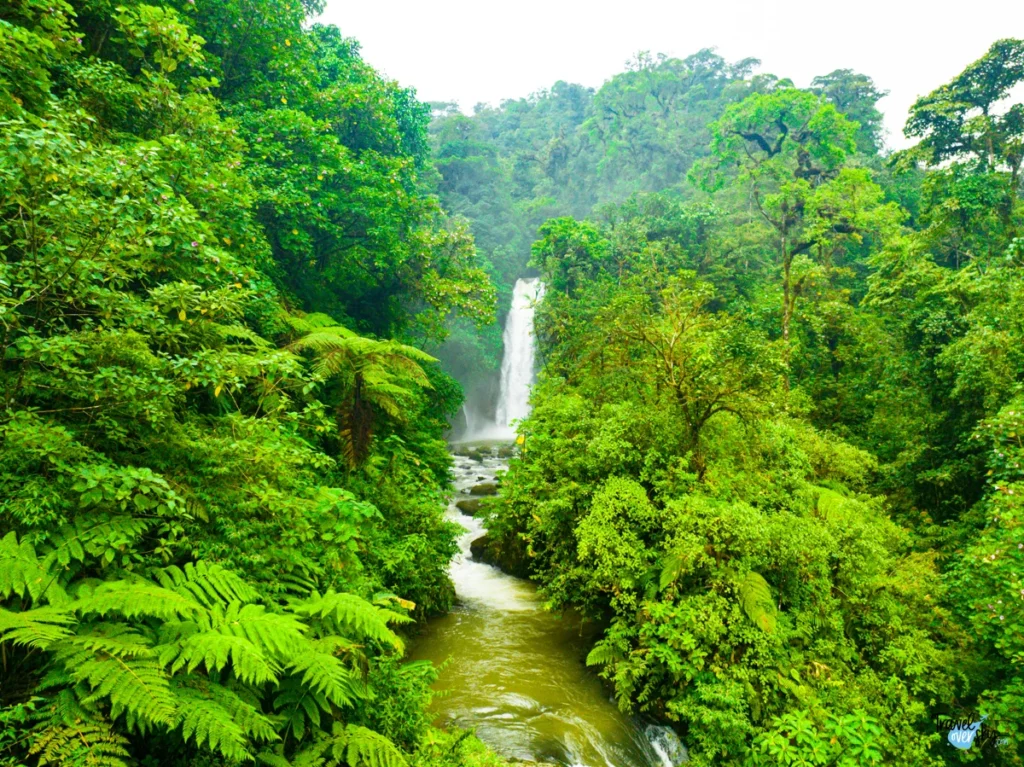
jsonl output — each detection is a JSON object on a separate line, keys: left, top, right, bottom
{"left": 1, "top": 0, "right": 1023, "bottom": 765}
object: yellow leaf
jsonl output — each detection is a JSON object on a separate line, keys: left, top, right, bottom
{"left": 285, "top": 39, "right": 291, "bottom": 46}
{"left": 317, "top": 174, "right": 324, "bottom": 180}
{"left": 185, "top": 382, "right": 191, "bottom": 390}
{"left": 281, "top": 96, "right": 287, "bottom": 104}
{"left": 214, "top": 384, "right": 223, "bottom": 397}
{"left": 45, "top": 173, "right": 59, "bottom": 182}
{"left": 234, "top": 282, "right": 242, "bottom": 288}
{"left": 223, "top": 237, "right": 231, "bottom": 245}
{"left": 516, "top": 435, "right": 525, "bottom": 445}
{"left": 178, "top": 309, "right": 186, "bottom": 321}
{"left": 292, "top": 229, "right": 299, "bottom": 235}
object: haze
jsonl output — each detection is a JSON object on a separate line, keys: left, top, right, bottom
{"left": 318, "top": 0, "right": 1022, "bottom": 149}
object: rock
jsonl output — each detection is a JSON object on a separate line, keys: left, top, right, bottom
{"left": 469, "top": 534, "right": 491, "bottom": 562}
{"left": 455, "top": 499, "right": 483, "bottom": 515}
{"left": 469, "top": 482, "right": 498, "bottom": 496}
{"left": 497, "top": 445, "right": 515, "bottom": 458}
{"left": 467, "top": 450, "right": 484, "bottom": 463}
{"left": 469, "top": 533, "right": 531, "bottom": 579}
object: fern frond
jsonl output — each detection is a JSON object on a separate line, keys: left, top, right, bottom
{"left": 0, "top": 605, "right": 74, "bottom": 648}
{"left": 659, "top": 550, "right": 689, "bottom": 590}
{"left": 57, "top": 629, "right": 176, "bottom": 728}
{"left": 585, "top": 640, "right": 625, "bottom": 667}
{"left": 74, "top": 580, "right": 200, "bottom": 621}
{"left": 0, "top": 531, "right": 67, "bottom": 604}
{"left": 31, "top": 719, "right": 130, "bottom": 767}
{"left": 290, "top": 591, "right": 408, "bottom": 650}
{"left": 171, "top": 677, "right": 278, "bottom": 761}
{"left": 215, "top": 322, "right": 272, "bottom": 348}
{"left": 169, "top": 630, "right": 280, "bottom": 685}
{"left": 738, "top": 571, "right": 777, "bottom": 634}
{"left": 208, "top": 679, "right": 279, "bottom": 743}
{"left": 69, "top": 623, "right": 155, "bottom": 659}
{"left": 212, "top": 602, "right": 307, "bottom": 657}
{"left": 283, "top": 312, "right": 346, "bottom": 334}
{"left": 256, "top": 751, "right": 295, "bottom": 767}
{"left": 157, "top": 560, "right": 261, "bottom": 608}
{"left": 329, "top": 723, "right": 408, "bottom": 767}
{"left": 288, "top": 640, "right": 366, "bottom": 708}
{"left": 815, "top": 487, "right": 851, "bottom": 517}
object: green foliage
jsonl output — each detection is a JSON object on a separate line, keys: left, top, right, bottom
{"left": 0, "top": 0, "right": 496, "bottom": 764}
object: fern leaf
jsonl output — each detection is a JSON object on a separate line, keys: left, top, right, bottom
{"left": 213, "top": 602, "right": 307, "bottom": 657}
{"left": 333, "top": 724, "right": 408, "bottom": 767}
{"left": 55, "top": 626, "right": 176, "bottom": 728}
{"left": 738, "top": 571, "right": 777, "bottom": 634}
{"left": 273, "top": 676, "right": 326, "bottom": 740}
{"left": 74, "top": 580, "right": 200, "bottom": 621}
{"left": 157, "top": 560, "right": 260, "bottom": 608}
{"left": 288, "top": 640, "right": 366, "bottom": 708}
{"left": 169, "top": 630, "right": 280, "bottom": 685}
{"left": 31, "top": 719, "right": 131, "bottom": 767}
{"left": 0, "top": 605, "right": 74, "bottom": 648}
{"left": 585, "top": 640, "right": 624, "bottom": 667}
{"left": 171, "top": 680, "right": 266, "bottom": 762}
{"left": 0, "top": 531, "right": 67, "bottom": 604}
{"left": 290, "top": 591, "right": 407, "bottom": 650}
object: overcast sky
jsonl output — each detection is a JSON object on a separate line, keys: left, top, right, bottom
{"left": 316, "top": 0, "right": 1023, "bottom": 150}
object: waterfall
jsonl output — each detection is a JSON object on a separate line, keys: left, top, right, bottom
{"left": 461, "top": 277, "right": 543, "bottom": 442}
{"left": 493, "top": 277, "right": 544, "bottom": 438}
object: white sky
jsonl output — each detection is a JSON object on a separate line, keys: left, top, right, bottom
{"left": 317, "top": 0, "right": 1024, "bottom": 150}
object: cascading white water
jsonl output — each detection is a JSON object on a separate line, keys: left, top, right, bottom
{"left": 493, "top": 277, "right": 544, "bottom": 438}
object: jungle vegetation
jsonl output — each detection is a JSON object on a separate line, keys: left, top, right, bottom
{"left": 2, "top": 0, "right": 1024, "bottom": 764}
{"left": 452, "top": 40, "right": 1024, "bottom": 767}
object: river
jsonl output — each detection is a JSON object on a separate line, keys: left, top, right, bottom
{"left": 409, "top": 279, "right": 687, "bottom": 767}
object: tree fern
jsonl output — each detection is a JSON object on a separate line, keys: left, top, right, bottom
{"left": 738, "top": 571, "right": 777, "bottom": 634}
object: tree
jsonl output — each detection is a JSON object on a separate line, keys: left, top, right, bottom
{"left": 811, "top": 69, "right": 888, "bottom": 154}
{"left": 704, "top": 90, "right": 900, "bottom": 368}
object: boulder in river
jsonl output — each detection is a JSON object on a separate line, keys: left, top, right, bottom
{"left": 455, "top": 499, "right": 483, "bottom": 515}
{"left": 469, "top": 533, "right": 531, "bottom": 579}
{"left": 467, "top": 449, "right": 484, "bottom": 463}
{"left": 497, "top": 445, "right": 515, "bottom": 458}
{"left": 469, "top": 482, "right": 498, "bottom": 496}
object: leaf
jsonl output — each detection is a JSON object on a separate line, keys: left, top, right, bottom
{"left": 738, "top": 571, "right": 777, "bottom": 634}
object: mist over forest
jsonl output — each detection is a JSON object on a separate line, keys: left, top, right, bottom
{"left": 1, "top": 1, "right": 1023, "bottom": 765}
